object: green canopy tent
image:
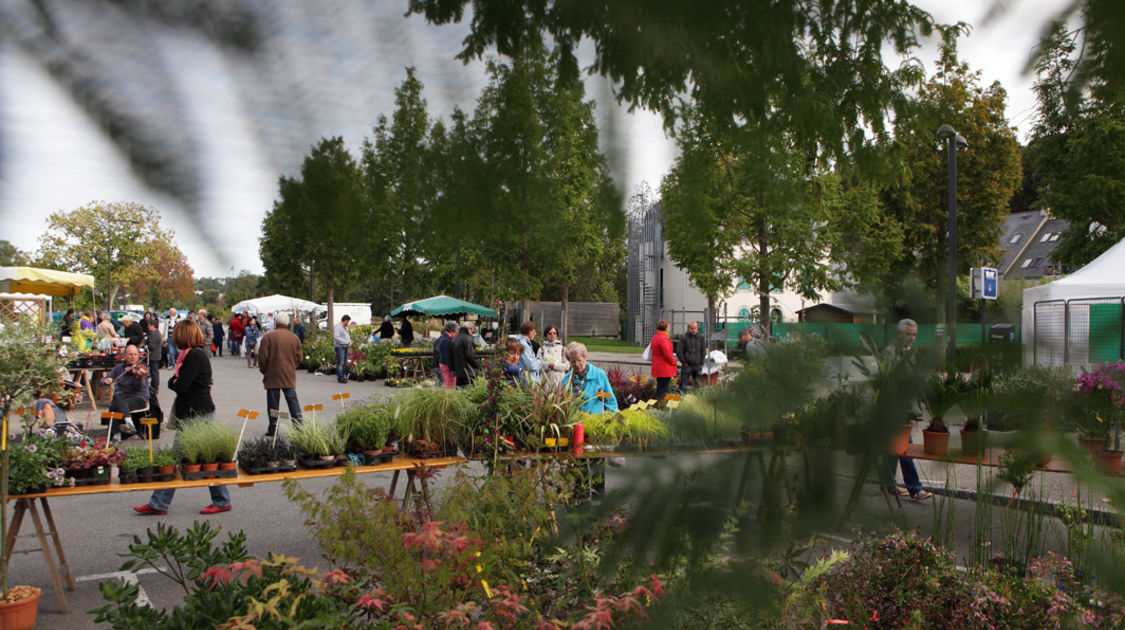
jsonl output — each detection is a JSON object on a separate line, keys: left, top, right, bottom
{"left": 390, "top": 295, "right": 497, "bottom": 318}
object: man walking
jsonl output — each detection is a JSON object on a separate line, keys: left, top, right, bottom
{"left": 333, "top": 314, "right": 352, "bottom": 384}
{"left": 229, "top": 313, "right": 245, "bottom": 356}
{"left": 451, "top": 322, "right": 480, "bottom": 387}
{"left": 163, "top": 308, "right": 181, "bottom": 367}
{"left": 257, "top": 313, "right": 303, "bottom": 437}
{"left": 886, "top": 318, "right": 931, "bottom": 501}
{"left": 435, "top": 322, "right": 458, "bottom": 389}
{"left": 196, "top": 309, "right": 213, "bottom": 355}
{"left": 676, "top": 321, "right": 706, "bottom": 390}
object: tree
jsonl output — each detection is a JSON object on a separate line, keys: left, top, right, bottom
{"left": 35, "top": 201, "right": 174, "bottom": 309}
{"left": 1029, "top": 21, "right": 1125, "bottom": 268}
{"left": 224, "top": 271, "right": 263, "bottom": 309}
{"left": 123, "top": 239, "right": 195, "bottom": 308}
{"left": 661, "top": 109, "right": 900, "bottom": 337}
{"left": 260, "top": 138, "right": 368, "bottom": 326}
{"left": 0, "top": 241, "right": 28, "bottom": 266}
{"left": 410, "top": 0, "right": 932, "bottom": 165}
{"left": 878, "top": 28, "right": 1022, "bottom": 317}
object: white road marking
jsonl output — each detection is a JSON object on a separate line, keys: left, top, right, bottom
{"left": 76, "top": 567, "right": 159, "bottom": 607}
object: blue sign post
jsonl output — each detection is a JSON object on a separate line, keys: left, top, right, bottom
{"left": 982, "top": 267, "right": 998, "bottom": 300}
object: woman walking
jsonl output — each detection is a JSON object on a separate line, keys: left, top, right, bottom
{"left": 650, "top": 320, "right": 677, "bottom": 400}
{"left": 134, "top": 319, "right": 232, "bottom": 515}
{"left": 244, "top": 317, "right": 261, "bottom": 368}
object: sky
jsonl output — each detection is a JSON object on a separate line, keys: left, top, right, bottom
{"left": 0, "top": 0, "right": 1073, "bottom": 279}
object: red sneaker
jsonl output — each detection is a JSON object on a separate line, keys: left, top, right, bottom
{"left": 200, "top": 504, "right": 232, "bottom": 515}
{"left": 133, "top": 504, "right": 167, "bottom": 515}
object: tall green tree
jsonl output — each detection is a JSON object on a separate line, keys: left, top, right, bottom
{"left": 1030, "top": 21, "right": 1125, "bottom": 268}
{"left": 879, "top": 27, "right": 1021, "bottom": 316}
{"left": 35, "top": 201, "right": 173, "bottom": 309}
{"left": 260, "top": 137, "right": 368, "bottom": 325}
{"left": 661, "top": 109, "right": 900, "bottom": 337}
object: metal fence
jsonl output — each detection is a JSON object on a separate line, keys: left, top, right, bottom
{"left": 1030, "top": 297, "right": 1125, "bottom": 368}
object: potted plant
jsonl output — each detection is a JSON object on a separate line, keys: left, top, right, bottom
{"left": 175, "top": 420, "right": 206, "bottom": 473}
{"left": 285, "top": 416, "right": 347, "bottom": 467}
{"left": 1075, "top": 363, "right": 1125, "bottom": 471}
{"left": 152, "top": 447, "right": 179, "bottom": 478}
{"left": 337, "top": 405, "right": 395, "bottom": 464}
{"left": 920, "top": 371, "right": 966, "bottom": 456}
{"left": 0, "top": 318, "right": 68, "bottom": 623}
{"left": 274, "top": 438, "right": 298, "bottom": 471}
{"left": 62, "top": 441, "right": 123, "bottom": 484}
{"left": 396, "top": 388, "right": 473, "bottom": 458}
{"left": 238, "top": 436, "right": 273, "bottom": 473}
{"left": 7, "top": 432, "right": 67, "bottom": 494}
{"left": 119, "top": 447, "right": 151, "bottom": 484}
{"left": 959, "top": 366, "right": 993, "bottom": 455}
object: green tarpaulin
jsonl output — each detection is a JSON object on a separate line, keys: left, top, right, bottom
{"left": 390, "top": 295, "right": 497, "bottom": 318}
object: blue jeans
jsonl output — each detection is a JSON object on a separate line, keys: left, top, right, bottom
{"left": 266, "top": 388, "right": 303, "bottom": 436}
{"left": 167, "top": 342, "right": 180, "bottom": 366}
{"left": 148, "top": 485, "right": 230, "bottom": 512}
{"left": 888, "top": 436, "right": 923, "bottom": 495}
{"left": 335, "top": 346, "right": 349, "bottom": 382}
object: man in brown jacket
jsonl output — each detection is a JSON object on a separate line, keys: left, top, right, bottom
{"left": 258, "top": 313, "right": 303, "bottom": 437}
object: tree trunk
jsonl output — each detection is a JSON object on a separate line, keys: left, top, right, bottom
{"left": 757, "top": 223, "right": 772, "bottom": 338}
{"left": 327, "top": 277, "right": 335, "bottom": 333}
{"left": 561, "top": 283, "right": 569, "bottom": 344}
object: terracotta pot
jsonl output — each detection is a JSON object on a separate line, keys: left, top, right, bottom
{"left": 218, "top": 461, "right": 237, "bottom": 471}
{"left": 1094, "top": 450, "right": 1123, "bottom": 475}
{"left": 201, "top": 462, "right": 219, "bottom": 472}
{"left": 0, "top": 587, "right": 40, "bottom": 630}
{"left": 183, "top": 463, "right": 202, "bottom": 473}
{"left": 1078, "top": 435, "right": 1106, "bottom": 455}
{"left": 889, "top": 425, "right": 912, "bottom": 455}
{"left": 923, "top": 429, "right": 950, "bottom": 456}
{"left": 157, "top": 465, "right": 175, "bottom": 475}
{"left": 960, "top": 428, "right": 986, "bottom": 455}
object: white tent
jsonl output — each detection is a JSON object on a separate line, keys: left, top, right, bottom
{"left": 229, "top": 294, "right": 321, "bottom": 316}
{"left": 1021, "top": 238, "right": 1125, "bottom": 367}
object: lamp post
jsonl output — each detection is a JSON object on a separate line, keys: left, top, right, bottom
{"left": 936, "top": 124, "right": 967, "bottom": 364}
{"left": 104, "top": 217, "right": 142, "bottom": 311}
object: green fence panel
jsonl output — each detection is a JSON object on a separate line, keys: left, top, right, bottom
{"left": 1089, "top": 304, "right": 1122, "bottom": 363}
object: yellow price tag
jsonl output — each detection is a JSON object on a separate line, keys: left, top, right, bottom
{"left": 248, "top": 411, "right": 260, "bottom": 420}
{"left": 332, "top": 394, "right": 342, "bottom": 400}
{"left": 237, "top": 409, "right": 249, "bottom": 418}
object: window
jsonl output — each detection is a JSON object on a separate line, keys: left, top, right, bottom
{"left": 1020, "top": 258, "right": 1033, "bottom": 269}
{"left": 1009, "top": 233, "right": 1022, "bottom": 244}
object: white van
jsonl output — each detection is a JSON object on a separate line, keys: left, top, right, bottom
{"left": 316, "top": 303, "right": 373, "bottom": 329}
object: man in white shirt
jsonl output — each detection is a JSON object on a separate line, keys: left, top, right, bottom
{"left": 333, "top": 314, "right": 352, "bottom": 384}
{"left": 162, "top": 308, "right": 181, "bottom": 366}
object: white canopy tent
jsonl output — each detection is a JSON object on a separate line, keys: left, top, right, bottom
{"left": 229, "top": 294, "right": 321, "bottom": 316}
{"left": 1022, "top": 238, "right": 1125, "bottom": 367}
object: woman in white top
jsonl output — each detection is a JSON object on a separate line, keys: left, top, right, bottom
{"left": 535, "top": 326, "right": 570, "bottom": 387}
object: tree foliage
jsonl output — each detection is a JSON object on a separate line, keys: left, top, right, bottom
{"left": 1029, "top": 20, "right": 1125, "bottom": 268}
{"left": 124, "top": 239, "right": 195, "bottom": 308}
{"left": 878, "top": 27, "right": 1021, "bottom": 307}
{"left": 260, "top": 137, "right": 370, "bottom": 324}
{"left": 35, "top": 201, "right": 177, "bottom": 309}
{"left": 0, "top": 241, "right": 28, "bottom": 267}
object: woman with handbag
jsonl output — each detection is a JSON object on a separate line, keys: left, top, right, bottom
{"left": 650, "top": 320, "right": 677, "bottom": 400}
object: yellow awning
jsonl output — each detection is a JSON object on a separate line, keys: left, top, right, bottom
{"left": 0, "top": 266, "right": 96, "bottom": 298}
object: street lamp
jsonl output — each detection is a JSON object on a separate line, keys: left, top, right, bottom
{"left": 936, "top": 124, "right": 967, "bottom": 364}
{"left": 104, "top": 217, "right": 142, "bottom": 311}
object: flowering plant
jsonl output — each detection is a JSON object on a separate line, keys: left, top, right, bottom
{"left": 1074, "top": 363, "right": 1125, "bottom": 445}
{"left": 62, "top": 440, "right": 124, "bottom": 470}
{"left": 7, "top": 432, "right": 69, "bottom": 494}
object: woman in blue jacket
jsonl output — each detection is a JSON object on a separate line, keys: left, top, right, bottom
{"left": 561, "top": 342, "right": 618, "bottom": 414}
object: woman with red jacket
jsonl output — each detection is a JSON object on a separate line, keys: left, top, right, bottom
{"left": 650, "top": 319, "right": 677, "bottom": 400}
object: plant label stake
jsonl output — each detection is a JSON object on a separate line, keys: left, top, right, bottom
{"left": 332, "top": 392, "right": 351, "bottom": 409}
{"left": 596, "top": 391, "right": 611, "bottom": 417}
{"left": 272, "top": 412, "right": 290, "bottom": 447}
{"left": 234, "top": 409, "right": 258, "bottom": 460}
{"left": 139, "top": 417, "right": 158, "bottom": 463}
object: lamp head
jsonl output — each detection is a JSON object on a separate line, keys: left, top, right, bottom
{"left": 936, "top": 124, "right": 968, "bottom": 149}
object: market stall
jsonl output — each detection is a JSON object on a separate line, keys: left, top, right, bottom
{"left": 390, "top": 294, "right": 498, "bottom": 318}
{"left": 0, "top": 267, "right": 95, "bottom": 324}
{"left": 229, "top": 294, "right": 321, "bottom": 317}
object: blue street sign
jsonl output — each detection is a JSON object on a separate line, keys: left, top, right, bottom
{"left": 982, "top": 267, "right": 998, "bottom": 300}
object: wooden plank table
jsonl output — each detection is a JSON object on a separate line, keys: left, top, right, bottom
{"left": 4, "top": 456, "right": 465, "bottom": 613}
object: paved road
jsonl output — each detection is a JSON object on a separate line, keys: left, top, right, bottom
{"left": 11, "top": 351, "right": 1120, "bottom": 628}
